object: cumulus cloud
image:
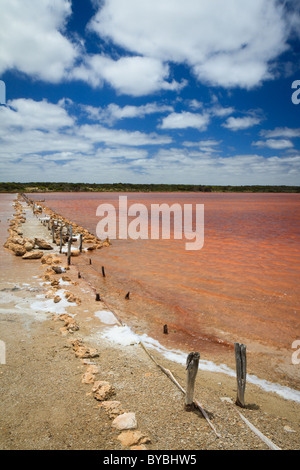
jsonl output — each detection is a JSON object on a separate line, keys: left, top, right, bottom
{"left": 2, "top": 98, "right": 74, "bottom": 130}
{"left": 222, "top": 116, "right": 262, "bottom": 131}
{"left": 253, "top": 139, "right": 294, "bottom": 150}
{"left": 260, "top": 127, "right": 300, "bottom": 138}
{"left": 88, "top": 0, "right": 295, "bottom": 89}
{"left": 81, "top": 102, "right": 174, "bottom": 125}
{"left": 0, "top": 0, "right": 78, "bottom": 82}
{"left": 159, "top": 112, "right": 210, "bottom": 131}
{"left": 71, "top": 54, "right": 186, "bottom": 96}
{"left": 0, "top": 97, "right": 171, "bottom": 176}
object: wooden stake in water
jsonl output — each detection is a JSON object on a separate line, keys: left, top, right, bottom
{"left": 59, "top": 224, "right": 63, "bottom": 254}
{"left": 185, "top": 352, "right": 200, "bottom": 410}
{"left": 79, "top": 234, "right": 83, "bottom": 253}
{"left": 235, "top": 342, "right": 247, "bottom": 408}
{"left": 67, "top": 224, "right": 72, "bottom": 266}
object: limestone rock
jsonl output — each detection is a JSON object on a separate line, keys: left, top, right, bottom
{"left": 34, "top": 238, "right": 53, "bottom": 250}
{"left": 112, "top": 413, "right": 137, "bottom": 431}
{"left": 10, "top": 243, "right": 27, "bottom": 256}
{"left": 59, "top": 314, "right": 79, "bottom": 332}
{"left": 71, "top": 339, "right": 99, "bottom": 359}
{"left": 81, "top": 372, "right": 96, "bottom": 384}
{"left": 86, "top": 365, "right": 99, "bottom": 375}
{"left": 24, "top": 241, "right": 34, "bottom": 251}
{"left": 117, "top": 430, "right": 150, "bottom": 447}
{"left": 71, "top": 250, "right": 80, "bottom": 257}
{"left": 100, "top": 401, "right": 125, "bottom": 419}
{"left": 22, "top": 250, "right": 44, "bottom": 259}
{"left": 92, "top": 381, "right": 115, "bottom": 401}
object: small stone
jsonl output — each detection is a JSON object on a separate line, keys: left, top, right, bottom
{"left": 86, "top": 365, "right": 99, "bottom": 375}
{"left": 92, "top": 381, "right": 115, "bottom": 401}
{"left": 71, "top": 339, "right": 99, "bottom": 359}
{"left": 112, "top": 412, "right": 137, "bottom": 431}
{"left": 284, "top": 426, "right": 296, "bottom": 433}
{"left": 117, "top": 430, "right": 149, "bottom": 447}
{"left": 81, "top": 373, "right": 96, "bottom": 384}
{"left": 220, "top": 397, "right": 233, "bottom": 404}
{"left": 100, "top": 401, "right": 125, "bottom": 419}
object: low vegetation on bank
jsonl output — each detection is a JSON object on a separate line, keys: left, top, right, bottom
{"left": 0, "top": 182, "right": 300, "bottom": 193}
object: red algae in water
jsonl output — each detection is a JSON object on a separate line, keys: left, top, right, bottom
{"left": 30, "top": 192, "right": 300, "bottom": 353}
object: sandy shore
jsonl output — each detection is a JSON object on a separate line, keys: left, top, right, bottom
{"left": 0, "top": 194, "right": 299, "bottom": 451}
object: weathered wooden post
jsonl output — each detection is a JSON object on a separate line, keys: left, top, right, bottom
{"left": 102, "top": 266, "right": 106, "bottom": 277}
{"left": 59, "top": 224, "right": 63, "bottom": 254}
{"left": 67, "top": 224, "right": 72, "bottom": 266}
{"left": 234, "top": 342, "right": 247, "bottom": 408}
{"left": 163, "top": 324, "right": 168, "bottom": 334}
{"left": 51, "top": 223, "right": 55, "bottom": 243}
{"left": 79, "top": 234, "right": 83, "bottom": 253}
{"left": 185, "top": 352, "right": 200, "bottom": 410}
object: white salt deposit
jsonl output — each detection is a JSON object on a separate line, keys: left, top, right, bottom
{"left": 95, "top": 310, "right": 118, "bottom": 325}
{"left": 30, "top": 289, "right": 77, "bottom": 315}
{"left": 101, "top": 324, "right": 300, "bottom": 403}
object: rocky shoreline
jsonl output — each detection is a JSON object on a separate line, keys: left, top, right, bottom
{"left": 0, "top": 193, "right": 299, "bottom": 450}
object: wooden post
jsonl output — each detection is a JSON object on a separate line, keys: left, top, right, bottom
{"left": 89, "top": 258, "right": 92, "bottom": 265}
{"left": 67, "top": 224, "right": 72, "bottom": 266}
{"left": 234, "top": 342, "right": 247, "bottom": 408}
{"left": 163, "top": 324, "right": 168, "bottom": 334}
{"left": 95, "top": 293, "right": 101, "bottom": 301}
{"left": 125, "top": 292, "right": 130, "bottom": 300}
{"left": 51, "top": 224, "right": 55, "bottom": 243}
{"left": 59, "top": 224, "right": 63, "bottom": 254}
{"left": 185, "top": 352, "right": 200, "bottom": 410}
{"left": 102, "top": 266, "right": 106, "bottom": 277}
{"left": 79, "top": 234, "right": 83, "bottom": 253}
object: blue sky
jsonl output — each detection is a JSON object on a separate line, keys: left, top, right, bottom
{"left": 0, "top": 0, "right": 300, "bottom": 185}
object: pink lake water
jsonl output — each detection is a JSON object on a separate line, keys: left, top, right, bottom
{"left": 30, "top": 192, "right": 300, "bottom": 356}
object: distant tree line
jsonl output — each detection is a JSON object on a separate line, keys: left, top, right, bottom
{"left": 0, "top": 182, "right": 299, "bottom": 193}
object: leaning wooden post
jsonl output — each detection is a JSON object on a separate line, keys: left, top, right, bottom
{"left": 185, "top": 352, "right": 200, "bottom": 410}
{"left": 235, "top": 342, "right": 247, "bottom": 408}
{"left": 102, "top": 266, "right": 106, "bottom": 278}
{"left": 67, "top": 224, "right": 72, "bottom": 266}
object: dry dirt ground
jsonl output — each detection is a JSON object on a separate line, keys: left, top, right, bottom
{"left": 0, "top": 195, "right": 299, "bottom": 451}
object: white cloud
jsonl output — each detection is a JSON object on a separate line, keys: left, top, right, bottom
{"left": 71, "top": 54, "right": 186, "bottom": 96}
{"left": 222, "top": 116, "right": 261, "bottom": 131}
{"left": 82, "top": 102, "right": 174, "bottom": 125}
{"left": 260, "top": 127, "right": 300, "bottom": 139}
{"left": 210, "top": 105, "right": 235, "bottom": 117}
{"left": 89, "top": 0, "right": 294, "bottom": 89}
{"left": 3, "top": 98, "right": 74, "bottom": 130}
{"left": 0, "top": 97, "right": 171, "bottom": 176}
{"left": 159, "top": 112, "right": 210, "bottom": 131}
{"left": 253, "top": 139, "right": 294, "bottom": 150}
{"left": 78, "top": 124, "right": 171, "bottom": 146}
{"left": 0, "top": 0, "right": 78, "bottom": 82}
